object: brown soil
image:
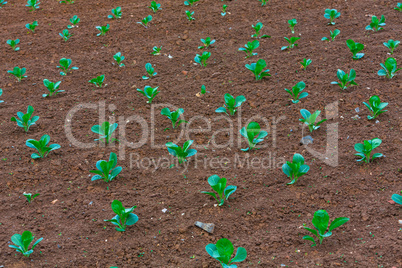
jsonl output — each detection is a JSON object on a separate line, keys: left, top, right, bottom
{"left": 0, "top": 0, "right": 401, "bottom": 267}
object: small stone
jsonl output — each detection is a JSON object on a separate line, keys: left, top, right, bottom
{"left": 355, "top": 107, "right": 360, "bottom": 113}
{"left": 398, "top": 220, "right": 402, "bottom": 225}
{"left": 194, "top": 221, "right": 215, "bottom": 233}
{"left": 182, "top": 71, "right": 188, "bottom": 75}
{"left": 300, "top": 136, "right": 313, "bottom": 145}
{"left": 162, "top": 208, "right": 167, "bottom": 213}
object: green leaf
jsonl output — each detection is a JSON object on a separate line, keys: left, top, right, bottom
{"left": 391, "top": 194, "right": 402, "bottom": 205}
{"left": 205, "top": 244, "right": 220, "bottom": 259}
{"left": 216, "top": 238, "right": 234, "bottom": 264}
{"left": 230, "top": 247, "right": 247, "bottom": 263}
{"left": 125, "top": 213, "right": 138, "bottom": 226}
{"left": 224, "top": 185, "right": 237, "bottom": 199}
{"left": 303, "top": 235, "right": 316, "bottom": 246}
{"left": 329, "top": 217, "right": 349, "bottom": 232}
{"left": 312, "top": 210, "right": 329, "bottom": 236}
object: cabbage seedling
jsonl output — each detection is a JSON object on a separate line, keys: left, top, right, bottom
{"left": 206, "top": 238, "right": 247, "bottom": 268}
{"left": 26, "top": 135, "right": 61, "bottom": 159}
{"left": 383, "top": 39, "right": 399, "bottom": 54}
{"left": 281, "top": 36, "right": 300, "bottom": 50}
{"left": 194, "top": 51, "right": 211, "bottom": 67}
{"left": 354, "top": 138, "right": 383, "bottom": 163}
{"left": 0, "top": 0, "right": 7, "bottom": 8}
{"left": 91, "top": 122, "right": 118, "bottom": 144}
{"left": 104, "top": 200, "right": 138, "bottom": 232}
{"left": 138, "top": 15, "right": 152, "bottom": 28}
{"left": 363, "top": 95, "right": 388, "bottom": 120}
{"left": 200, "top": 85, "right": 206, "bottom": 94}
{"left": 239, "top": 40, "right": 259, "bottom": 58}
{"left": 43, "top": 79, "right": 63, "bottom": 97}
{"left": 149, "top": 1, "right": 161, "bottom": 13}
{"left": 137, "top": 86, "right": 160, "bottom": 104}
{"left": 11, "top": 106, "right": 39, "bottom": 132}
{"left": 396, "top": 3, "right": 402, "bottom": 11}
{"left": 245, "top": 59, "right": 271, "bottom": 80}
{"left": 59, "top": 29, "right": 72, "bottom": 41}
{"left": 60, "top": 0, "right": 74, "bottom": 3}
{"left": 391, "top": 194, "right": 402, "bottom": 205}
{"left": 300, "top": 58, "right": 311, "bottom": 70}
{"left": 331, "top": 69, "right": 357, "bottom": 90}
{"left": 57, "top": 58, "right": 78, "bottom": 76}
{"left": 67, "top": 15, "right": 80, "bottom": 29}
{"left": 303, "top": 210, "right": 349, "bottom": 247}
{"left": 96, "top": 24, "right": 110, "bottom": 36}
{"left": 282, "top": 153, "right": 309, "bottom": 185}
{"left": 258, "top": 0, "right": 268, "bottom": 6}
{"left": 142, "top": 63, "right": 157, "bottom": 79}
{"left": 26, "top": 0, "right": 40, "bottom": 11}
{"left": 299, "top": 109, "right": 327, "bottom": 132}
{"left": 201, "top": 175, "right": 237, "bottom": 206}
{"left": 113, "top": 52, "right": 125, "bottom": 67}
{"left": 184, "top": 0, "right": 199, "bottom": 6}
{"left": 198, "top": 37, "right": 215, "bottom": 49}
{"left": 240, "top": 122, "right": 268, "bottom": 151}
{"left": 89, "top": 75, "right": 105, "bottom": 87}
{"left": 161, "top": 108, "right": 187, "bottom": 128}
{"left": 23, "top": 192, "right": 39, "bottom": 203}
{"left": 285, "top": 81, "right": 308, "bottom": 103}
{"left": 9, "top": 231, "right": 43, "bottom": 257}
{"left": 251, "top": 22, "right": 270, "bottom": 38}
{"left": 90, "top": 152, "right": 122, "bottom": 182}
{"left": 378, "top": 57, "right": 401, "bottom": 79}
{"left": 221, "top": 4, "right": 227, "bottom": 16}
{"left": 288, "top": 18, "right": 297, "bottom": 34}
{"left": 321, "top": 29, "right": 340, "bottom": 41}
{"left": 366, "top": 15, "right": 385, "bottom": 32}
{"left": 7, "top": 39, "right": 20, "bottom": 51}
{"left": 0, "top": 89, "right": 3, "bottom": 103}
{"left": 215, "top": 93, "right": 246, "bottom": 116}
{"left": 185, "top": 10, "right": 195, "bottom": 21}
{"left": 151, "top": 46, "right": 162, "bottom": 55}
{"left": 26, "top": 21, "right": 38, "bottom": 32}
{"left": 166, "top": 140, "right": 197, "bottom": 164}
{"left": 7, "top": 66, "right": 27, "bottom": 82}
{"left": 346, "top": 39, "right": 364, "bottom": 59}
{"left": 108, "top": 7, "right": 122, "bottom": 19}
{"left": 324, "top": 9, "right": 340, "bottom": 25}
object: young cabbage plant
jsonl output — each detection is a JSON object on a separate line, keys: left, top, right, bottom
{"left": 26, "top": 0, "right": 40, "bottom": 11}
{"left": 300, "top": 58, "right": 312, "bottom": 70}
{"left": 245, "top": 59, "right": 271, "bottom": 80}
{"left": 90, "top": 152, "right": 122, "bottom": 182}
{"left": 288, "top": 18, "right": 297, "bottom": 34}
{"left": 59, "top": 29, "right": 72, "bottom": 41}
{"left": 395, "top": 3, "right": 402, "bottom": 11}
{"left": 303, "top": 210, "right": 349, "bottom": 247}
{"left": 91, "top": 122, "right": 118, "bottom": 144}
{"left": 215, "top": 93, "right": 246, "bottom": 116}
{"left": 161, "top": 108, "right": 187, "bottom": 128}
{"left": 354, "top": 138, "right": 383, "bottom": 163}
{"left": 43, "top": 79, "right": 63, "bottom": 97}
{"left": 23, "top": 192, "right": 40, "bottom": 203}
{"left": 240, "top": 122, "right": 268, "bottom": 151}
{"left": 363, "top": 95, "right": 388, "bottom": 120}
{"left": 166, "top": 140, "right": 197, "bottom": 164}
{"left": 138, "top": 15, "right": 152, "bottom": 27}
{"left": 57, "top": 58, "right": 78, "bottom": 76}
{"left": 285, "top": 81, "right": 308, "bottom": 103}
{"left": 89, "top": 75, "right": 105, "bottom": 87}
{"left": 151, "top": 46, "right": 162, "bottom": 55}
{"left": 366, "top": 15, "right": 385, "bottom": 32}
{"left": 108, "top": 7, "right": 122, "bottom": 19}
{"left": 67, "top": 15, "right": 80, "bottom": 29}
{"left": 142, "top": 63, "right": 157, "bottom": 79}
{"left": 113, "top": 52, "right": 125, "bottom": 67}
{"left": 26, "top": 135, "right": 61, "bottom": 159}
{"left": 11, "top": 106, "right": 39, "bottom": 132}
{"left": 378, "top": 57, "right": 401, "bottom": 79}
{"left": 198, "top": 37, "right": 215, "bottom": 49}
{"left": 200, "top": 85, "right": 206, "bottom": 94}
{"left": 251, "top": 22, "right": 270, "bottom": 38}
{"left": 185, "top": 10, "right": 195, "bottom": 21}
{"left": 258, "top": 0, "right": 268, "bottom": 6}
{"left": 391, "top": 194, "right": 402, "bottom": 205}
{"left": 9, "top": 231, "right": 43, "bottom": 257}
{"left": 321, "top": 29, "right": 340, "bottom": 41}
{"left": 137, "top": 86, "right": 160, "bottom": 104}
{"left": 104, "top": 200, "right": 138, "bottom": 232}
{"left": 26, "top": 21, "right": 38, "bottom": 32}
{"left": 282, "top": 153, "right": 309, "bottom": 185}
{"left": 0, "top": 89, "right": 3, "bottom": 103}
{"left": 7, "top": 39, "right": 20, "bottom": 51}
{"left": 59, "top": 0, "right": 74, "bottom": 4}
{"left": 239, "top": 40, "right": 259, "bottom": 58}
{"left": 149, "top": 1, "right": 161, "bottom": 13}
{"left": 7, "top": 66, "right": 27, "bottom": 82}
{"left": 0, "top": 0, "right": 7, "bottom": 8}
{"left": 96, "top": 24, "right": 110, "bottom": 36}
{"left": 206, "top": 238, "right": 247, "bottom": 268}
{"left": 346, "top": 39, "right": 364, "bottom": 59}
{"left": 194, "top": 51, "right": 211, "bottom": 67}
{"left": 299, "top": 109, "right": 327, "bottom": 132}
{"left": 201, "top": 175, "right": 237, "bottom": 206}
{"left": 383, "top": 39, "right": 399, "bottom": 54}
{"left": 281, "top": 36, "right": 300, "bottom": 50}
{"left": 184, "top": 0, "right": 199, "bottom": 6}
{"left": 221, "top": 4, "right": 227, "bottom": 16}
{"left": 324, "top": 9, "right": 341, "bottom": 25}
{"left": 331, "top": 69, "right": 357, "bottom": 90}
